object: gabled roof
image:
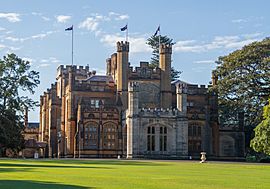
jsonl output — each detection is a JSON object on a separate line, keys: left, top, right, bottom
{"left": 171, "top": 79, "right": 191, "bottom": 85}
{"left": 86, "top": 75, "right": 114, "bottom": 83}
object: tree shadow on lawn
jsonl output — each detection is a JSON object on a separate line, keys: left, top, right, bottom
{"left": 0, "top": 163, "right": 113, "bottom": 169}
{"left": 0, "top": 167, "right": 34, "bottom": 173}
{"left": 0, "top": 180, "right": 92, "bottom": 189}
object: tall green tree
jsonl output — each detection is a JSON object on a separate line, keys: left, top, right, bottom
{"left": 146, "top": 35, "right": 182, "bottom": 81}
{"left": 0, "top": 53, "right": 39, "bottom": 154}
{"left": 250, "top": 97, "right": 270, "bottom": 155}
{"left": 211, "top": 38, "right": 270, "bottom": 129}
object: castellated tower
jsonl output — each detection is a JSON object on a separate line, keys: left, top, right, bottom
{"left": 117, "top": 41, "right": 129, "bottom": 109}
{"left": 126, "top": 82, "right": 139, "bottom": 159}
{"left": 159, "top": 44, "right": 172, "bottom": 109}
{"left": 176, "top": 83, "right": 187, "bottom": 113}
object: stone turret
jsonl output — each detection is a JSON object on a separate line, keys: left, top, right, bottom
{"left": 117, "top": 41, "right": 129, "bottom": 109}
{"left": 159, "top": 44, "right": 172, "bottom": 109}
{"left": 211, "top": 71, "right": 218, "bottom": 86}
{"left": 176, "top": 83, "right": 187, "bottom": 114}
{"left": 127, "top": 82, "right": 139, "bottom": 116}
{"left": 127, "top": 82, "right": 139, "bottom": 159}
{"left": 106, "top": 58, "right": 112, "bottom": 76}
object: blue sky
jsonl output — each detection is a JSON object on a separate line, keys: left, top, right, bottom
{"left": 0, "top": 0, "right": 269, "bottom": 121}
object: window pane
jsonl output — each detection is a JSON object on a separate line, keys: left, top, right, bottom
{"left": 164, "top": 127, "right": 167, "bottom": 134}
{"left": 160, "top": 136, "right": 163, "bottom": 151}
{"left": 164, "top": 136, "right": 167, "bottom": 151}
{"left": 151, "top": 135, "right": 155, "bottom": 151}
{"left": 147, "top": 135, "right": 151, "bottom": 151}
{"left": 198, "top": 126, "right": 201, "bottom": 136}
{"left": 188, "top": 126, "right": 192, "bottom": 136}
{"left": 192, "top": 125, "right": 196, "bottom": 136}
{"left": 95, "top": 100, "right": 99, "bottom": 108}
{"left": 148, "top": 127, "right": 150, "bottom": 134}
{"left": 160, "top": 127, "right": 163, "bottom": 134}
{"left": 152, "top": 127, "right": 155, "bottom": 134}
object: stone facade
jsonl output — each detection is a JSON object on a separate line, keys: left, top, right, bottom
{"left": 38, "top": 40, "right": 245, "bottom": 159}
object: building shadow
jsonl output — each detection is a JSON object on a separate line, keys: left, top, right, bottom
{"left": 0, "top": 163, "right": 112, "bottom": 169}
{"left": 0, "top": 180, "right": 92, "bottom": 189}
{"left": 47, "top": 159, "right": 167, "bottom": 166}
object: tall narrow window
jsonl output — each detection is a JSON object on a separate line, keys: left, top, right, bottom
{"left": 160, "top": 126, "right": 167, "bottom": 151}
{"left": 147, "top": 126, "right": 155, "bottom": 152}
{"left": 103, "top": 123, "right": 117, "bottom": 149}
{"left": 84, "top": 123, "right": 98, "bottom": 149}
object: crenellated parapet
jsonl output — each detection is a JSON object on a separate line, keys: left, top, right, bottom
{"left": 117, "top": 41, "right": 129, "bottom": 52}
{"left": 138, "top": 107, "right": 186, "bottom": 118}
{"left": 57, "top": 65, "right": 90, "bottom": 79}
{"left": 160, "top": 43, "right": 172, "bottom": 54}
{"left": 128, "top": 62, "right": 161, "bottom": 80}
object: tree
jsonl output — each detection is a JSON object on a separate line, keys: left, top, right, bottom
{"left": 250, "top": 97, "right": 270, "bottom": 155}
{"left": 211, "top": 38, "right": 270, "bottom": 128}
{"left": 0, "top": 53, "right": 39, "bottom": 154}
{"left": 146, "top": 35, "right": 182, "bottom": 81}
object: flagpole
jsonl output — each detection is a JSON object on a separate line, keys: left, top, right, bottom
{"left": 159, "top": 25, "right": 161, "bottom": 53}
{"left": 72, "top": 25, "right": 74, "bottom": 66}
{"left": 126, "top": 23, "right": 128, "bottom": 42}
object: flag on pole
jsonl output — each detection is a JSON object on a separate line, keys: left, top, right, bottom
{"left": 153, "top": 25, "right": 160, "bottom": 37}
{"left": 65, "top": 25, "right": 73, "bottom": 31}
{"left": 120, "top": 24, "right": 128, "bottom": 31}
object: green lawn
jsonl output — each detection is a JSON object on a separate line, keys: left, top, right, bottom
{"left": 0, "top": 159, "right": 269, "bottom": 189}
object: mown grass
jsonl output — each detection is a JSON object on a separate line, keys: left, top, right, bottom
{"left": 0, "top": 159, "right": 269, "bottom": 189}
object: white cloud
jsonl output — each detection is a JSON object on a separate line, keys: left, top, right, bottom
{"left": 79, "top": 17, "right": 99, "bottom": 31}
{"left": 22, "top": 57, "right": 35, "bottom": 65}
{"left": 0, "top": 27, "right": 6, "bottom": 31}
{"left": 56, "top": 15, "right": 71, "bottom": 23}
{"left": 37, "top": 63, "right": 50, "bottom": 68}
{"left": 100, "top": 34, "right": 151, "bottom": 53}
{"left": 79, "top": 12, "right": 129, "bottom": 32}
{"left": 0, "top": 44, "right": 6, "bottom": 49}
{"left": 115, "top": 14, "right": 129, "bottom": 20}
{"left": 31, "top": 12, "right": 50, "bottom": 21}
{"left": 5, "top": 36, "right": 22, "bottom": 42}
{"left": 194, "top": 60, "right": 214, "bottom": 64}
{"left": 8, "top": 46, "right": 21, "bottom": 51}
{"left": 232, "top": 19, "right": 247, "bottom": 23}
{"left": 40, "top": 57, "right": 61, "bottom": 64}
{"left": 108, "top": 12, "right": 129, "bottom": 20}
{"left": 31, "top": 12, "right": 42, "bottom": 16}
{"left": 174, "top": 33, "right": 262, "bottom": 53}
{"left": 5, "top": 31, "right": 57, "bottom": 43}
{"left": 31, "top": 33, "right": 47, "bottom": 39}
{"left": 42, "top": 16, "right": 50, "bottom": 21}
{"left": 0, "top": 13, "right": 20, "bottom": 22}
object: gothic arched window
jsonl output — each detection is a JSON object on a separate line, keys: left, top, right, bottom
{"left": 103, "top": 123, "right": 117, "bottom": 149}
{"left": 147, "top": 126, "right": 155, "bottom": 152}
{"left": 159, "top": 126, "right": 167, "bottom": 151}
{"left": 84, "top": 122, "right": 98, "bottom": 149}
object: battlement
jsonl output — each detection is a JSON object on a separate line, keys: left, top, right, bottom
{"left": 57, "top": 65, "right": 90, "bottom": 77}
{"left": 138, "top": 107, "right": 186, "bottom": 117}
{"left": 117, "top": 41, "right": 129, "bottom": 52}
{"left": 160, "top": 43, "right": 172, "bottom": 54}
{"left": 128, "top": 62, "right": 161, "bottom": 80}
{"left": 128, "top": 82, "right": 139, "bottom": 92}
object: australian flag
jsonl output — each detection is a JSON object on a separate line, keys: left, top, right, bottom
{"left": 120, "top": 24, "right": 127, "bottom": 31}
{"left": 65, "top": 25, "right": 73, "bottom": 31}
{"left": 153, "top": 25, "right": 160, "bottom": 37}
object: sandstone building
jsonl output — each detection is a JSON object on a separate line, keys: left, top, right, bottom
{"left": 38, "top": 41, "right": 245, "bottom": 159}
